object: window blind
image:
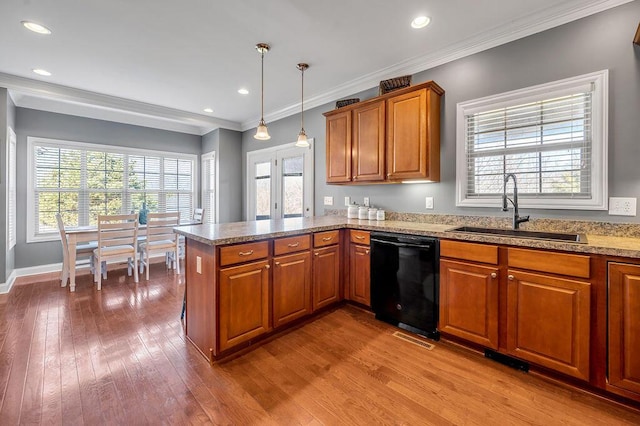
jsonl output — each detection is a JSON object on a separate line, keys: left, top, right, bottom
{"left": 29, "top": 138, "right": 196, "bottom": 241}
{"left": 465, "top": 91, "right": 592, "bottom": 199}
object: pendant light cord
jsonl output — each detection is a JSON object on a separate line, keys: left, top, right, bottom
{"left": 300, "top": 66, "right": 304, "bottom": 130}
{"left": 260, "top": 49, "right": 265, "bottom": 122}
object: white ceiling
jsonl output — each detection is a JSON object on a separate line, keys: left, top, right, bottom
{"left": 0, "top": 0, "right": 631, "bottom": 135}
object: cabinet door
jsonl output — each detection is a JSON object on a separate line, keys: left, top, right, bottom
{"left": 352, "top": 101, "right": 385, "bottom": 182}
{"left": 219, "top": 260, "right": 271, "bottom": 352}
{"left": 608, "top": 263, "right": 640, "bottom": 396}
{"left": 386, "top": 88, "right": 429, "bottom": 180}
{"left": 439, "top": 259, "right": 499, "bottom": 349}
{"left": 326, "top": 110, "right": 352, "bottom": 183}
{"left": 313, "top": 245, "right": 341, "bottom": 311}
{"left": 349, "top": 243, "right": 371, "bottom": 306}
{"left": 506, "top": 270, "right": 591, "bottom": 380}
{"left": 272, "top": 251, "right": 312, "bottom": 328}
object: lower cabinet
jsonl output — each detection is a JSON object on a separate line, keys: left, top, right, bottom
{"left": 506, "top": 269, "right": 591, "bottom": 381}
{"left": 313, "top": 244, "right": 341, "bottom": 311}
{"left": 608, "top": 262, "right": 640, "bottom": 397}
{"left": 218, "top": 259, "right": 271, "bottom": 352}
{"left": 272, "top": 251, "right": 312, "bottom": 328}
{"left": 440, "top": 258, "right": 499, "bottom": 349}
{"left": 349, "top": 235, "right": 371, "bottom": 306}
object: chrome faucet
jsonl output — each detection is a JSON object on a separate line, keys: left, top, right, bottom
{"left": 502, "top": 173, "right": 530, "bottom": 229}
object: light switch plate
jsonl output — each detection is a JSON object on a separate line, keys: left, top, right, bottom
{"left": 425, "top": 197, "right": 434, "bottom": 209}
{"left": 344, "top": 196, "right": 351, "bottom": 206}
{"left": 323, "top": 196, "right": 334, "bottom": 206}
{"left": 609, "top": 197, "right": 637, "bottom": 216}
{"left": 363, "top": 197, "right": 370, "bottom": 207}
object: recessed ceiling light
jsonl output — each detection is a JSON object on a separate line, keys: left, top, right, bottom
{"left": 32, "top": 68, "right": 51, "bottom": 76}
{"left": 411, "top": 16, "right": 431, "bottom": 29}
{"left": 238, "top": 88, "right": 249, "bottom": 95}
{"left": 22, "top": 21, "right": 52, "bottom": 35}
{"left": 203, "top": 108, "right": 213, "bottom": 113}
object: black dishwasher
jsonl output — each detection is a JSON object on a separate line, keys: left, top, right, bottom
{"left": 370, "top": 232, "right": 439, "bottom": 340}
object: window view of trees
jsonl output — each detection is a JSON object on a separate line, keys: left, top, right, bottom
{"left": 32, "top": 141, "right": 195, "bottom": 239}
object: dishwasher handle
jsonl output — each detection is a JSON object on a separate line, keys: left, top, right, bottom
{"left": 370, "top": 237, "right": 433, "bottom": 250}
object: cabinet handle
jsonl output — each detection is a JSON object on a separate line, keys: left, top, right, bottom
{"left": 322, "top": 236, "right": 333, "bottom": 241}
{"left": 491, "top": 272, "right": 497, "bottom": 279}
{"left": 287, "top": 242, "right": 300, "bottom": 247}
{"left": 265, "top": 264, "right": 270, "bottom": 270}
{"left": 365, "top": 249, "right": 370, "bottom": 255}
{"left": 508, "top": 274, "right": 514, "bottom": 281}
{"left": 238, "top": 250, "right": 254, "bottom": 256}
{"left": 314, "top": 252, "right": 320, "bottom": 256}
{"left": 275, "top": 262, "right": 280, "bottom": 266}
{"left": 355, "top": 235, "right": 365, "bottom": 240}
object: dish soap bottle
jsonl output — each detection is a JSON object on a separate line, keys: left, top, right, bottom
{"left": 139, "top": 202, "right": 149, "bottom": 224}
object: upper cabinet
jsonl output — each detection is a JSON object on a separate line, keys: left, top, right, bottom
{"left": 324, "top": 81, "right": 444, "bottom": 184}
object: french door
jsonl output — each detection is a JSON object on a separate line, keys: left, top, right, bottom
{"left": 247, "top": 141, "right": 314, "bottom": 220}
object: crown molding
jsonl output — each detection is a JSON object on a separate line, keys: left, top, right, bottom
{"left": 241, "top": 0, "right": 634, "bottom": 131}
{"left": 0, "top": 72, "right": 242, "bottom": 135}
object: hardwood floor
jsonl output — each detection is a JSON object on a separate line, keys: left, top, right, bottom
{"left": 1, "top": 266, "right": 639, "bottom": 425}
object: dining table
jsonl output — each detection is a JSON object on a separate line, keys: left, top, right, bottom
{"left": 64, "top": 221, "right": 198, "bottom": 292}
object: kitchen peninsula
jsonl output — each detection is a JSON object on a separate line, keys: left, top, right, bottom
{"left": 175, "top": 215, "right": 640, "bottom": 406}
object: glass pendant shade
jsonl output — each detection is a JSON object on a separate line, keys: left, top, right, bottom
{"left": 254, "top": 43, "right": 270, "bottom": 141}
{"left": 295, "top": 63, "right": 310, "bottom": 148}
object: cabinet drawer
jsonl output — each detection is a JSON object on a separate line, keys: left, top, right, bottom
{"left": 508, "top": 248, "right": 590, "bottom": 278}
{"left": 219, "top": 241, "right": 269, "bottom": 267}
{"left": 274, "top": 234, "right": 311, "bottom": 256}
{"left": 350, "top": 230, "right": 370, "bottom": 245}
{"left": 441, "top": 240, "right": 498, "bottom": 265}
{"left": 314, "top": 230, "right": 340, "bottom": 247}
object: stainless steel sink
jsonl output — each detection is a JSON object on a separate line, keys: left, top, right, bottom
{"left": 447, "top": 226, "right": 587, "bottom": 244}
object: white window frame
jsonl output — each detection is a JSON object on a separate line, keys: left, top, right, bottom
{"left": 7, "top": 127, "right": 17, "bottom": 250}
{"left": 456, "top": 70, "right": 608, "bottom": 210}
{"left": 246, "top": 140, "right": 314, "bottom": 220}
{"left": 201, "top": 151, "right": 216, "bottom": 224}
{"left": 27, "top": 136, "right": 198, "bottom": 243}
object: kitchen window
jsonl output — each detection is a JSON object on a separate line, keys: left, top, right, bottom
{"left": 456, "top": 70, "right": 608, "bottom": 210}
{"left": 27, "top": 137, "right": 197, "bottom": 242}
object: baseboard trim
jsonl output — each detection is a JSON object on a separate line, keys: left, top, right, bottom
{"left": 0, "top": 270, "right": 17, "bottom": 294}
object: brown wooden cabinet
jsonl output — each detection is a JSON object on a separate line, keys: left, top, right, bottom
{"left": 324, "top": 81, "right": 443, "bottom": 184}
{"left": 312, "top": 230, "right": 341, "bottom": 311}
{"left": 272, "top": 251, "right": 312, "bottom": 328}
{"left": 352, "top": 100, "right": 385, "bottom": 182}
{"left": 325, "top": 109, "right": 351, "bottom": 183}
{"left": 608, "top": 262, "right": 640, "bottom": 398}
{"left": 386, "top": 87, "right": 440, "bottom": 181}
{"left": 218, "top": 258, "right": 271, "bottom": 352}
{"left": 349, "top": 230, "right": 371, "bottom": 306}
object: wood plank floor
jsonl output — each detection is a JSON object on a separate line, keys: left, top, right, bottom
{"left": 1, "top": 265, "right": 639, "bottom": 425}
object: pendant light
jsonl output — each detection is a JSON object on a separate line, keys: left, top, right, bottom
{"left": 295, "top": 63, "right": 310, "bottom": 147}
{"left": 254, "top": 43, "right": 271, "bottom": 140}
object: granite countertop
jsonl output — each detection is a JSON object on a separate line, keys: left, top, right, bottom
{"left": 174, "top": 216, "right": 640, "bottom": 259}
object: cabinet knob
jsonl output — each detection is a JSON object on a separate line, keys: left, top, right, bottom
{"left": 491, "top": 272, "right": 497, "bottom": 279}
{"left": 314, "top": 252, "right": 320, "bottom": 256}
{"left": 508, "top": 274, "right": 514, "bottom": 281}
{"left": 275, "top": 262, "right": 280, "bottom": 266}
{"left": 265, "top": 264, "right": 270, "bottom": 270}
{"left": 365, "top": 249, "right": 370, "bottom": 255}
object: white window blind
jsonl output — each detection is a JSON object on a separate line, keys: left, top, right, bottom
{"left": 28, "top": 137, "right": 197, "bottom": 242}
{"left": 7, "top": 127, "right": 16, "bottom": 250}
{"left": 201, "top": 151, "right": 215, "bottom": 224}
{"left": 456, "top": 70, "right": 608, "bottom": 210}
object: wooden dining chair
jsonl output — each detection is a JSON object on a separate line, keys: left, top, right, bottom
{"left": 93, "top": 213, "right": 139, "bottom": 290}
{"left": 139, "top": 211, "right": 181, "bottom": 280}
{"left": 55, "top": 213, "right": 97, "bottom": 287}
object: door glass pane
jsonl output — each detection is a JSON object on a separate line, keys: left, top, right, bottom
{"left": 255, "top": 161, "right": 271, "bottom": 220}
{"left": 282, "top": 156, "right": 303, "bottom": 218}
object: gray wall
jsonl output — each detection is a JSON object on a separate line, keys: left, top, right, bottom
{"left": 242, "top": 1, "right": 640, "bottom": 223}
{"left": 202, "top": 128, "right": 243, "bottom": 223}
{"left": 14, "top": 108, "right": 201, "bottom": 268}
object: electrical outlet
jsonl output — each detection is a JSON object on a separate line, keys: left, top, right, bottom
{"left": 344, "top": 196, "right": 351, "bottom": 206}
{"left": 609, "top": 197, "right": 637, "bottom": 216}
{"left": 425, "top": 197, "right": 434, "bottom": 209}
{"left": 363, "top": 197, "right": 370, "bottom": 207}
{"left": 323, "top": 196, "right": 334, "bottom": 206}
